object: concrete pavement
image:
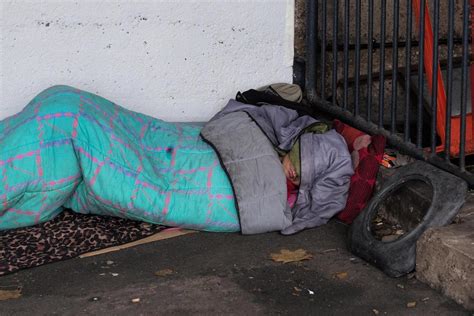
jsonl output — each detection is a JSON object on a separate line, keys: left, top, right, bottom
{"left": 0, "top": 220, "right": 469, "bottom": 315}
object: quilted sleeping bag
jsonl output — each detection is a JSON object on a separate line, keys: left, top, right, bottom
{"left": 0, "top": 85, "right": 239, "bottom": 232}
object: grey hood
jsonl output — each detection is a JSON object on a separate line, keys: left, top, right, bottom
{"left": 213, "top": 99, "right": 318, "bottom": 151}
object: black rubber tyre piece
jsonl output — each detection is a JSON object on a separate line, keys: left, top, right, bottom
{"left": 347, "top": 161, "right": 467, "bottom": 277}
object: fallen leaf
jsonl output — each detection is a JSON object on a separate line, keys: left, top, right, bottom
{"left": 334, "top": 272, "right": 348, "bottom": 280}
{"left": 0, "top": 289, "right": 22, "bottom": 301}
{"left": 270, "top": 249, "right": 313, "bottom": 264}
{"left": 293, "top": 286, "right": 302, "bottom": 292}
{"left": 397, "top": 284, "right": 405, "bottom": 289}
{"left": 131, "top": 298, "right": 140, "bottom": 303}
{"left": 372, "top": 309, "right": 380, "bottom": 315}
{"left": 407, "top": 301, "right": 417, "bottom": 308}
{"left": 155, "top": 269, "right": 174, "bottom": 277}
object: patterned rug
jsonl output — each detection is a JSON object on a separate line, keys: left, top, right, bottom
{"left": 0, "top": 210, "right": 165, "bottom": 276}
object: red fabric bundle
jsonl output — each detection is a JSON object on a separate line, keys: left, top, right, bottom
{"left": 333, "top": 120, "right": 386, "bottom": 224}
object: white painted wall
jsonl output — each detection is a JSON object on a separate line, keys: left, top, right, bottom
{"left": 0, "top": 0, "right": 294, "bottom": 122}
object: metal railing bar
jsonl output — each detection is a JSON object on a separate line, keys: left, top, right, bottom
{"left": 445, "top": 0, "right": 454, "bottom": 160}
{"left": 343, "top": 0, "right": 350, "bottom": 110}
{"left": 404, "top": 0, "right": 413, "bottom": 142}
{"left": 354, "top": 0, "right": 361, "bottom": 116}
{"left": 321, "top": 0, "right": 327, "bottom": 100}
{"left": 391, "top": 0, "right": 400, "bottom": 134}
{"left": 459, "top": 0, "right": 469, "bottom": 171}
{"left": 305, "top": 0, "right": 318, "bottom": 100}
{"left": 378, "top": 0, "right": 387, "bottom": 128}
{"left": 332, "top": 0, "right": 339, "bottom": 107}
{"left": 367, "top": 0, "right": 374, "bottom": 122}
{"left": 416, "top": 0, "right": 426, "bottom": 148}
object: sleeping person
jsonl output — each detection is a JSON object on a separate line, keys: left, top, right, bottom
{"left": 204, "top": 89, "right": 354, "bottom": 235}
{"left": 0, "top": 85, "right": 353, "bottom": 235}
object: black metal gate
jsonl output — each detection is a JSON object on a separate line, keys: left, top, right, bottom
{"left": 305, "top": 0, "right": 474, "bottom": 186}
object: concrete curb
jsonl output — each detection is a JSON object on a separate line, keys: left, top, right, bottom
{"left": 416, "top": 197, "right": 474, "bottom": 310}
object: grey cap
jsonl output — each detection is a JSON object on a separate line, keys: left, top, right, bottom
{"left": 257, "top": 83, "right": 303, "bottom": 103}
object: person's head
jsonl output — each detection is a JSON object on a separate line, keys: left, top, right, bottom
{"left": 281, "top": 154, "right": 300, "bottom": 186}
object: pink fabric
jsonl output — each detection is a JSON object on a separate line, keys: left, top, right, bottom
{"left": 286, "top": 179, "right": 298, "bottom": 208}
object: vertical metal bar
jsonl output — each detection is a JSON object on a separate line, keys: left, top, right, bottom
{"left": 378, "top": 0, "right": 387, "bottom": 128}
{"left": 305, "top": 0, "right": 317, "bottom": 99}
{"left": 459, "top": 0, "right": 469, "bottom": 171}
{"left": 332, "top": 0, "right": 339, "bottom": 107}
{"left": 354, "top": 0, "right": 361, "bottom": 116}
{"left": 391, "top": 0, "right": 400, "bottom": 134}
{"left": 416, "top": 0, "right": 426, "bottom": 148}
{"left": 343, "top": 0, "right": 350, "bottom": 110}
{"left": 321, "top": 0, "right": 327, "bottom": 100}
{"left": 367, "top": 0, "right": 374, "bottom": 122}
{"left": 404, "top": 0, "right": 412, "bottom": 142}
{"left": 445, "top": 0, "right": 454, "bottom": 159}
{"left": 430, "top": 0, "right": 440, "bottom": 154}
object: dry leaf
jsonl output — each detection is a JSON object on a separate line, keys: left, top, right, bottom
{"left": 0, "top": 289, "right": 22, "bottom": 301}
{"left": 372, "top": 309, "right": 380, "bottom": 315}
{"left": 407, "top": 301, "right": 417, "bottom": 308}
{"left": 131, "top": 298, "right": 140, "bottom": 303}
{"left": 293, "top": 287, "right": 302, "bottom": 292}
{"left": 155, "top": 269, "right": 174, "bottom": 277}
{"left": 334, "top": 272, "right": 348, "bottom": 279}
{"left": 270, "top": 249, "right": 313, "bottom": 264}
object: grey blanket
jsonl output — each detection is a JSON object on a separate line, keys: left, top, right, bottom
{"left": 201, "top": 100, "right": 354, "bottom": 235}
{"left": 201, "top": 112, "right": 292, "bottom": 234}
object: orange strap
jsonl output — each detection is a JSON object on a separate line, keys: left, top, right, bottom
{"left": 412, "top": 0, "right": 447, "bottom": 145}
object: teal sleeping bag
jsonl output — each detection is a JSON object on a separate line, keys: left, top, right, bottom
{"left": 0, "top": 85, "right": 240, "bottom": 232}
